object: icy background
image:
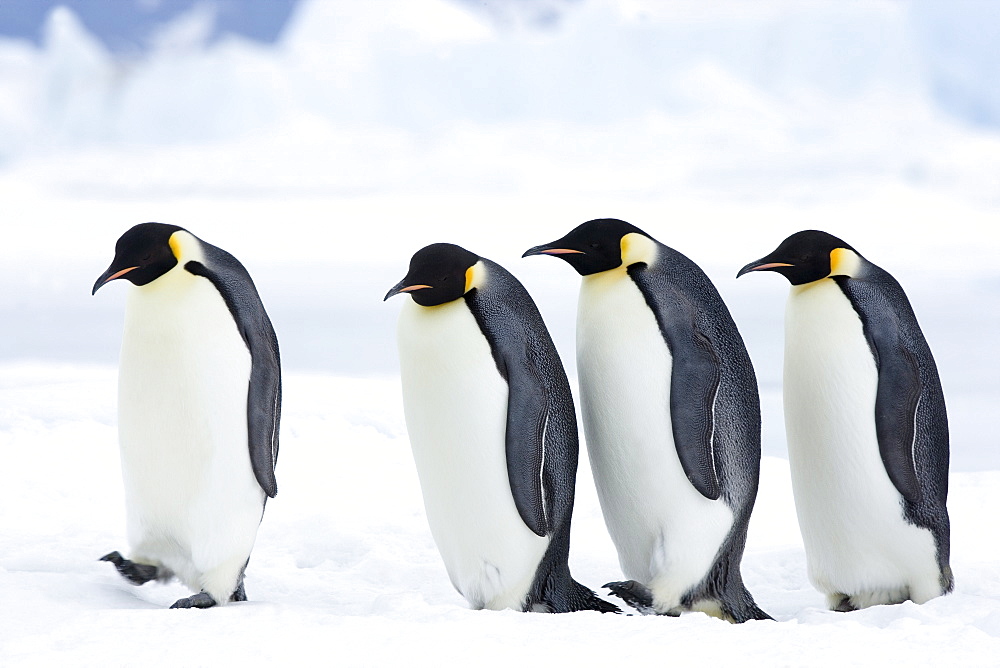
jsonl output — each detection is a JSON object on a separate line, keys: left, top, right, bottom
{"left": 1, "top": 1, "right": 998, "bottom": 665}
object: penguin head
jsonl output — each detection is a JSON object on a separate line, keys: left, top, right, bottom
{"left": 736, "top": 230, "right": 862, "bottom": 285}
{"left": 384, "top": 243, "right": 481, "bottom": 307}
{"left": 92, "top": 223, "right": 185, "bottom": 295}
{"left": 523, "top": 218, "right": 655, "bottom": 275}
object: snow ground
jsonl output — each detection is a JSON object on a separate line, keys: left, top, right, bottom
{"left": 2, "top": 0, "right": 1000, "bottom": 665}
{"left": 2, "top": 363, "right": 999, "bottom": 666}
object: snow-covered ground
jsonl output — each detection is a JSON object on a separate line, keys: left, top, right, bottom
{"left": 2, "top": 364, "right": 999, "bottom": 665}
{"left": 2, "top": 0, "right": 1000, "bottom": 665}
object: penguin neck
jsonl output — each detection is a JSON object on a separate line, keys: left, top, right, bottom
{"left": 621, "top": 232, "right": 658, "bottom": 269}
{"left": 409, "top": 260, "right": 489, "bottom": 312}
{"left": 580, "top": 233, "right": 659, "bottom": 288}
{"left": 132, "top": 231, "right": 207, "bottom": 301}
{"left": 465, "top": 260, "right": 488, "bottom": 294}
{"left": 789, "top": 277, "right": 837, "bottom": 298}
{"left": 829, "top": 247, "right": 863, "bottom": 278}
{"left": 167, "top": 230, "right": 205, "bottom": 266}
{"left": 788, "top": 249, "right": 865, "bottom": 296}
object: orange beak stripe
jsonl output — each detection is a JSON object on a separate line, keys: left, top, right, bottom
{"left": 399, "top": 284, "right": 432, "bottom": 292}
{"left": 538, "top": 248, "right": 584, "bottom": 255}
{"left": 105, "top": 266, "right": 139, "bottom": 283}
{"left": 749, "top": 262, "right": 793, "bottom": 271}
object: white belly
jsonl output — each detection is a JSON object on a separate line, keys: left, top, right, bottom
{"left": 577, "top": 270, "right": 733, "bottom": 612}
{"left": 783, "top": 279, "right": 940, "bottom": 605}
{"left": 118, "top": 263, "right": 264, "bottom": 601}
{"left": 397, "top": 298, "right": 548, "bottom": 611}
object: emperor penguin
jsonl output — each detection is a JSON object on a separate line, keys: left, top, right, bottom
{"left": 385, "top": 243, "right": 618, "bottom": 614}
{"left": 524, "top": 219, "right": 770, "bottom": 623}
{"left": 738, "top": 230, "right": 952, "bottom": 611}
{"left": 93, "top": 222, "right": 281, "bottom": 609}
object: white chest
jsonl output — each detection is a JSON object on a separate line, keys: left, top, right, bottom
{"left": 576, "top": 270, "right": 733, "bottom": 608}
{"left": 117, "top": 264, "right": 254, "bottom": 522}
{"left": 397, "top": 298, "right": 547, "bottom": 610}
{"left": 783, "top": 279, "right": 938, "bottom": 598}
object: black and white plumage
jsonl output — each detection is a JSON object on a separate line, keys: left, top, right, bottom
{"left": 93, "top": 222, "right": 280, "bottom": 609}
{"left": 738, "top": 230, "right": 952, "bottom": 610}
{"left": 525, "top": 219, "right": 770, "bottom": 622}
{"left": 385, "top": 243, "right": 617, "bottom": 613}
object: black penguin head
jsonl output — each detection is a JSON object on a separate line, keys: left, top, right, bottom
{"left": 384, "top": 243, "right": 481, "bottom": 307}
{"left": 522, "top": 218, "right": 651, "bottom": 275}
{"left": 736, "top": 230, "right": 861, "bottom": 286}
{"left": 92, "top": 223, "right": 186, "bottom": 295}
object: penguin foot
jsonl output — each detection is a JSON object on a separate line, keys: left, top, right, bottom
{"left": 585, "top": 593, "right": 623, "bottom": 614}
{"left": 604, "top": 580, "right": 661, "bottom": 616}
{"left": 100, "top": 551, "right": 159, "bottom": 586}
{"left": 170, "top": 592, "right": 218, "bottom": 609}
{"left": 229, "top": 581, "right": 247, "bottom": 602}
{"left": 552, "top": 579, "right": 621, "bottom": 614}
{"left": 830, "top": 594, "right": 857, "bottom": 612}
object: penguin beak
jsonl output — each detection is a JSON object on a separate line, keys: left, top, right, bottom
{"left": 522, "top": 244, "right": 584, "bottom": 258}
{"left": 736, "top": 259, "right": 793, "bottom": 279}
{"left": 384, "top": 281, "right": 432, "bottom": 301}
{"left": 92, "top": 265, "right": 138, "bottom": 295}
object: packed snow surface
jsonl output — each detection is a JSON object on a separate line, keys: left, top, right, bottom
{"left": 2, "top": 0, "right": 999, "bottom": 665}
{"left": 2, "top": 364, "right": 999, "bottom": 666}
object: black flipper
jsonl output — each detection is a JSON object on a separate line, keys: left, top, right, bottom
{"left": 834, "top": 276, "right": 922, "bottom": 504}
{"left": 100, "top": 551, "right": 159, "bottom": 586}
{"left": 464, "top": 282, "right": 548, "bottom": 538}
{"left": 464, "top": 259, "right": 613, "bottom": 612}
{"left": 502, "top": 356, "right": 549, "bottom": 537}
{"left": 873, "top": 343, "right": 923, "bottom": 504}
{"left": 184, "top": 243, "right": 281, "bottom": 499}
{"left": 628, "top": 264, "right": 721, "bottom": 500}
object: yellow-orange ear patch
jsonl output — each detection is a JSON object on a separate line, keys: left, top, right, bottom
{"left": 168, "top": 232, "right": 183, "bottom": 260}
{"left": 465, "top": 260, "right": 488, "bottom": 293}
{"left": 620, "top": 232, "right": 657, "bottom": 267}
{"left": 829, "top": 247, "right": 861, "bottom": 278}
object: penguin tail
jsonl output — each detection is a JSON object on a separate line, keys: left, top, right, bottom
{"left": 726, "top": 597, "right": 773, "bottom": 623}
{"left": 696, "top": 547, "right": 773, "bottom": 622}
{"left": 940, "top": 565, "right": 955, "bottom": 595}
{"left": 526, "top": 528, "right": 620, "bottom": 613}
{"left": 572, "top": 580, "right": 623, "bottom": 613}
{"left": 718, "top": 585, "right": 773, "bottom": 623}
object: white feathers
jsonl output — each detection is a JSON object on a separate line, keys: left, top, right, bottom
{"left": 783, "top": 278, "right": 940, "bottom": 606}
{"left": 577, "top": 268, "right": 734, "bottom": 613}
{"left": 117, "top": 234, "right": 263, "bottom": 605}
{"left": 397, "top": 296, "right": 548, "bottom": 611}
